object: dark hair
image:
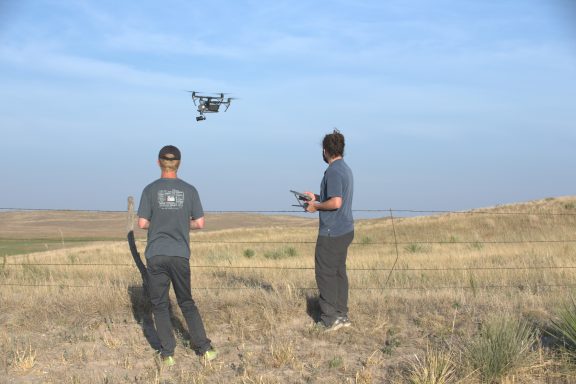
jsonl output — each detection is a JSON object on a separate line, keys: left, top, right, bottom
{"left": 322, "top": 129, "right": 345, "bottom": 158}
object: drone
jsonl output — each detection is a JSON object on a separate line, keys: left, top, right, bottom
{"left": 188, "top": 91, "right": 234, "bottom": 121}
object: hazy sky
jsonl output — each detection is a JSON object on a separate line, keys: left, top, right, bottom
{"left": 1, "top": 0, "right": 575, "bottom": 214}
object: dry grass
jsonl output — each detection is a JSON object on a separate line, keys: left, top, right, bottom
{"left": 2, "top": 196, "right": 576, "bottom": 383}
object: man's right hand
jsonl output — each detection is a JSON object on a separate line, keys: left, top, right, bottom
{"left": 303, "top": 192, "right": 316, "bottom": 201}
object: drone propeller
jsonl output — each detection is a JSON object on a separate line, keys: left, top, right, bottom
{"left": 187, "top": 90, "right": 211, "bottom": 97}
{"left": 209, "top": 92, "right": 231, "bottom": 99}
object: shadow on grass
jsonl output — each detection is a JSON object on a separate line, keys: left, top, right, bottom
{"left": 128, "top": 284, "right": 190, "bottom": 351}
{"left": 306, "top": 293, "right": 322, "bottom": 323}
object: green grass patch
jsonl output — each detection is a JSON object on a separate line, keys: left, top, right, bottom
{"left": 243, "top": 249, "right": 255, "bottom": 258}
{"left": 328, "top": 356, "right": 343, "bottom": 369}
{"left": 404, "top": 243, "right": 429, "bottom": 254}
{"left": 0, "top": 238, "right": 116, "bottom": 257}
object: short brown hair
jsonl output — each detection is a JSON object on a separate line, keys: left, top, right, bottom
{"left": 159, "top": 158, "right": 180, "bottom": 172}
{"left": 322, "top": 129, "right": 345, "bottom": 158}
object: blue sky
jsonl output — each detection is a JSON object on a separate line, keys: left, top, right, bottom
{"left": 1, "top": 0, "right": 575, "bottom": 214}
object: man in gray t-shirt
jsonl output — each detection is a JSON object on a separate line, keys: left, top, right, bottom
{"left": 139, "top": 179, "right": 203, "bottom": 260}
{"left": 137, "top": 145, "right": 216, "bottom": 366}
{"left": 305, "top": 130, "right": 354, "bottom": 331}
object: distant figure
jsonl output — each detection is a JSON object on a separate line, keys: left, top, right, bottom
{"left": 304, "top": 129, "right": 354, "bottom": 331}
{"left": 137, "top": 145, "right": 217, "bottom": 366}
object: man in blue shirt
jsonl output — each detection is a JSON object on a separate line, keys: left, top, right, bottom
{"left": 305, "top": 130, "right": 354, "bottom": 331}
{"left": 138, "top": 145, "right": 217, "bottom": 366}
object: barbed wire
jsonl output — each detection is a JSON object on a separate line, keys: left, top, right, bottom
{"left": 3, "top": 205, "right": 576, "bottom": 293}
{"left": 3, "top": 263, "right": 576, "bottom": 272}
{"left": 184, "top": 239, "right": 576, "bottom": 245}
{"left": 2, "top": 207, "right": 576, "bottom": 216}
{"left": 1, "top": 282, "right": 575, "bottom": 290}
{"left": 2, "top": 239, "right": 576, "bottom": 246}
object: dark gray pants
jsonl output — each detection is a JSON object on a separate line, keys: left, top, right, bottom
{"left": 147, "top": 255, "right": 211, "bottom": 357}
{"left": 315, "top": 231, "right": 354, "bottom": 326}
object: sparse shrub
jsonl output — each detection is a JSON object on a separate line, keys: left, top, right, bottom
{"left": 462, "top": 317, "right": 536, "bottom": 383}
{"left": 264, "top": 250, "right": 283, "bottom": 260}
{"left": 407, "top": 347, "right": 456, "bottom": 384}
{"left": 360, "top": 236, "right": 373, "bottom": 245}
{"left": 11, "top": 344, "right": 36, "bottom": 372}
{"left": 468, "top": 241, "right": 483, "bottom": 251}
{"left": 264, "top": 247, "right": 298, "bottom": 260}
{"left": 0, "top": 255, "right": 7, "bottom": 278}
{"left": 469, "top": 274, "right": 478, "bottom": 297}
{"left": 404, "top": 243, "right": 426, "bottom": 253}
{"left": 21, "top": 264, "right": 50, "bottom": 280}
{"left": 329, "top": 356, "right": 343, "bottom": 369}
{"left": 270, "top": 340, "right": 295, "bottom": 368}
{"left": 243, "top": 249, "right": 255, "bottom": 258}
{"left": 549, "top": 298, "right": 576, "bottom": 357}
{"left": 564, "top": 202, "right": 576, "bottom": 210}
{"left": 67, "top": 253, "right": 79, "bottom": 264}
{"left": 206, "top": 251, "right": 232, "bottom": 263}
{"left": 382, "top": 328, "right": 401, "bottom": 355}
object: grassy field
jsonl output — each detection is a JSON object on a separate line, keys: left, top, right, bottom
{"left": 0, "top": 209, "right": 314, "bottom": 256}
{"left": 2, "top": 197, "right": 576, "bottom": 383}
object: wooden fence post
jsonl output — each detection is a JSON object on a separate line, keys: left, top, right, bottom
{"left": 127, "top": 196, "right": 135, "bottom": 232}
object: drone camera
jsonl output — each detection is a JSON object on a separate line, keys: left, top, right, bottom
{"left": 196, "top": 116, "right": 206, "bottom": 121}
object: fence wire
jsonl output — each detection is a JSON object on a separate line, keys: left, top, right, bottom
{"left": 3, "top": 263, "right": 576, "bottom": 271}
{"left": 1, "top": 283, "right": 576, "bottom": 291}
{"left": 2, "top": 207, "right": 576, "bottom": 216}
{"left": 2, "top": 206, "right": 576, "bottom": 291}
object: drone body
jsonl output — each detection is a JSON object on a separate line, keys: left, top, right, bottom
{"left": 188, "top": 91, "right": 234, "bottom": 121}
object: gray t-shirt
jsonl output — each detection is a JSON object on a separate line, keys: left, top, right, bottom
{"left": 138, "top": 178, "right": 204, "bottom": 259}
{"left": 319, "top": 159, "right": 354, "bottom": 237}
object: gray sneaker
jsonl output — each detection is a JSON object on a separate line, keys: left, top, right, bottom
{"left": 324, "top": 318, "right": 346, "bottom": 332}
{"left": 337, "top": 316, "right": 352, "bottom": 328}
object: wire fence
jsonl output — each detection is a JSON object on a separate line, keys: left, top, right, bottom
{"left": 2, "top": 206, "right": 576, "bottom": 216}
{"left": 3, "top": 263, "right": 576, "bottom": 271}
{"left": 0, "top": 283, "right": 576, "bottom": 292}
{"left": 2, "top": 204, "right": 576, "bottom": 292}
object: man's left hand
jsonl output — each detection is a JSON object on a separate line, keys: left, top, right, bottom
{"left": 305, "top": 202, "right": 317, "bottom": 213}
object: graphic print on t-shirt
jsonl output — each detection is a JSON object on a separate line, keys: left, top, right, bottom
{"left": 157, "top": 189, "right": 184, "bottom": 210}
